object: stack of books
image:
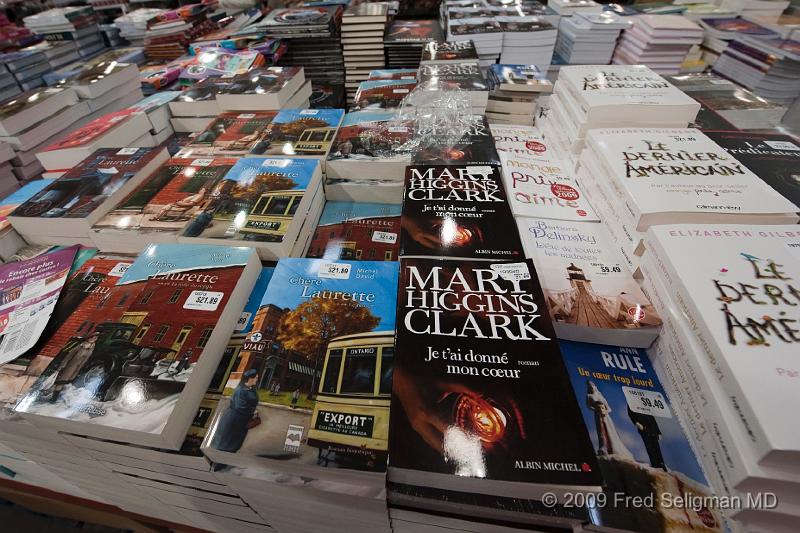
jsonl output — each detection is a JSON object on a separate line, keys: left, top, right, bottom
{"left": 577, "top": 128, "right": 798, "bottom": 273}
{"left": 21, "top": 40, "right": 81, "bottom": 72}
{"left": 499, "top": 16, "right": 557, "bottom": 67}
{"left": 23, "top": 6, "right": 104, "bottom": 59}
{"left": 127, "top": 91, "right": 183, "bottom": 146}
{"left": 639, "top": 225, "right": 800, "bottom": 533}
{"left": 0, "top": 50, "right": 49, "bottom": 92}
{"left": 420, "top": 39, "right": 478, "bottom": 65}
{"left": 305, "top": 200, "right": 401, "bottom": 261}
{"left": 446, "top": 17, "right": 504, "bottom": 67}
{"left": 0, "top": 64, "right": 21, "bottom": 103}
{"left": 548, "top": 0, "right": 602, "bottom": 16}
{"left": 612, "top": 14, "right": 704, "bottom": 75}
{"left": 0, "top": 12, "right": 38, "bottom": 51}
{"left": 351, "top": 78, "right": 416, "bottom": 111}
{"left": 720, "top": 0, "right": 790, "bottom": 19}
{"left": 266, "top": 6, "right": 346, "bottom": 92}
{"left": 415, "top": 61, "right": 488, "bottom": 114}
{"left": 69, "top": 61, "right": 143, "bottom": 115}
{"left": 486, "top": 65, "right": 552, "bottom": 125}
{"left": 540, "top": 65, "right": 701, "bottom": 161}
{"left": 178, "top": 47, "right": 264, "bottom": 87}
{"left": 144, "top": 4, "right": 217, "bottom": 61}
{"left": 341, "top": 3, "right": 391, "bottom": 107}
{"left": 713, "top": 35, "right": 800, "bottom": 105}
{"left": 325, "top": 110, "right": 415, "bottom": 203}
{"left": 384, "top": 19, "right": 443, "bottom": 69}
{"left": 113, "top": 8, "right": 165, "bottom": 46}
{"left": 204, "top": 257, "right": 398, "bottom": 533}
{"left": 0, "top": 141, "right": 16, "bottom": 196}
{"left": 555, "top": 12, "right": 631, "bottom": 65}
{"left": 698, "top": 16, "right": 780, "bottom": 63}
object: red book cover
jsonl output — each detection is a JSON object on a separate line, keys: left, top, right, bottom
{"left": 352, "top": 80, "right": 417, "bottom": 111}
{"left": 43, "top": 109, "right": 138, "bottom": 152}
{"left": 185, "top": 112, "right": 278, "bottom": 155}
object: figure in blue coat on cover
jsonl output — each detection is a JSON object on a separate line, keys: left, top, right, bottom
{"left": 213, "top": 369, "right": 260, "bottom": 452}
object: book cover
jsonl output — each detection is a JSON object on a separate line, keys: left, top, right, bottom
{"left": 183, "top": 112, "right": 278, "bottom": 156}
{"left": 587, "top": 128, "right": 799, "bottom": 226}
{"left": 412, "top": 115, "right": 500, "bottom": 166}
{"left": 180, "top": 157, "right": 318, "bottom": 243}
{"left": 327, "top": 111, "right": 414, "bottom": 163}
{"left": 421, "top": 40, "right": 478, "bottom": 62}
{"left": 172, "top": 77, "right": 232, "bottom": 105}
{"left": 385, "top": 20, "right": 443, "bottom": 43}
{"left": 401, "top": 165, "right": 523, "bottom": 260}
{"left": 352, "top": 80, "right": 417, "bottom": 111}
{"left": 307, "top": 201, "right": 401, "bottom": 261}
{"left": 560, "top": 340, "right": 722, "bottom": 532}
{"left": 207, "top": 258, "right": 399, "bottom": 472}
{"left": 703, "top": 131, "right": 799, "bottom": 209}
{"left": 258, "top": 108, "right": 344, "bottom": 156}
{"left": 490, "top": 124, "right": 557, "bottom": 161}
{"left": 418, "top": 62, "right": 487, "bottom": 91}
{"left": 499, "top": 152, "right": 599, "bottom": 221}
{"left": 0, "top": 87, "right": 75, "bottom": 124}
{"left": 15, "top": 243, "right": 255, "bottom": 437}
{"left": 368, "top": 69, "right": 417, "bottom": 81}
{"left": 93, "top": 156, "right": 237, "bottom": 235}
{"left": 41, "top": 109, "right": 139, "bottom": 153}
{"left": 488, "top": 64, "right": 553, "bottom": 92}
{"left": 0, "top": 180, "right": 51, "bottom": 233}
{"left": 10, "top": 148, "right": 165, "bottom": 221}
{"left": 390, "top": 258, "right": 601, "bottom": 493}
{"left": 261, "top": 7, "right": 336, "bottom": 30}
{"left": 517, "top": 218, "right": 661, "bottom": 340}
{"left": 220, "top": 67, "right": 304, "bottom": 96}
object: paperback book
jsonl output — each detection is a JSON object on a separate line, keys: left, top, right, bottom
{"left": 560, "top": 340, "right": 722, "bottom": 532}
{"left": 203, "top": 258, "right": 400, "bottom": 479}
{"left": 389, "top": 258, "right": 602, "bottom": 500}
{"left": 307, "top": 201, "right": 401, "bottom": 261}
{"left": 517, "top": 217, "right": 660, "bottom": 347}
{"left": 412, "top": 115, "right": 499, "bottom": 166}
{"left": 180, "top": 112, "right": 278, "bottom": 156}
{"left": 351, "top": 79, "right": 417, "bottom": 111}
{"left": 14, "top": 243, "right": 261, "bottom": 450}
{"left": 401, "top": 164, "right": 523, "bottom": 260}
{"left": 257, "top": 108, "right": 344, "bottom": 158}
{"left": 420, "top": 40, "right": 479, "bottom": 64}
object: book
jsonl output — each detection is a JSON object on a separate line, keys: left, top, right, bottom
{"left": 70, "top": 62, "right": 140, "bottom": 100}
{"left": 179, "top": 112, "right": 278, "bottom": 156}
{"left": 167, "top": 77, "right": 233, "bottom": 118}
{"left": 203, "top": 257, "right": 400, "bottom": 481}
{"left": 0, "top": 180, "right": 52, "bottom": 261}
{"left": 35, "top": 109, "right": 153, "bottom": 171}
{"left": 644, "top": 224, "right": 800, "bottom": 466}
{"left": 389, "top": 258, "right": 602, "bottom": 500}
{"left": 307, "top": 201, "right": 401, "bottom": 261}
{"left": 90, "top": 156, "right": 238, "bottom": 254}
{"left": 257, "top": 108, "right": 344, "bottom": 159}
{"left": 517, "top": 217, "right": 661, "bottom": 347}
{"left": 490, "top": 124, "right": 558, "bottom": 161}
{"left": 178, "top": 157, "right": 322, "bottom": 260}
{"left": 400, "top": 165, "right": 523, "bottom": 260}
{"left": 9, "top": 147, "right": 169, "bottom": 242}
{"left": 14, "top": 243, "right": 261, "bottom": 450}
{"left": 585, "top": 128, "right": 799, "bottom": 229}
{"left": 412, "top": 115, "right": 499, "bottom": 166}
{"left": 352, "top": 79, "right": 417, "bottom": 111}
{"left": 703, "top": 131, "right": 800, "bottom": 210}
{"left": 0, "top": 87, "right": 79, "bottom": 137}
{"left": 420, "top": 40, "right": 479, "bottom": 64}
{"left": 560, "top": 340, "right": 722, "bottom": 532}
{"left": 499, "top": 151, "right": 599, "bottom": 222}
{"left": 488, "top": 64, "right": 553, "bottom": 93}
{"left": 216, "top": 67, "right": 306, "bottom": 111}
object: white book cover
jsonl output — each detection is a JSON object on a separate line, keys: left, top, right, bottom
{"left": 586, "top": 128, "right": 799, "bottom": 229}
{"left": 490, "top": 124, "right": 557, "bottom": 161}
{"left": 646, "top": 224, "right": 800, "bottom": 462}
{"left": 557, "top": 65, "right": 699, "bottom": 124}
{"left": 500, "top": 151, "right": 599, "bottom": 221}
{"left": 518, "top": 217, "right": 660, "bottom": 348}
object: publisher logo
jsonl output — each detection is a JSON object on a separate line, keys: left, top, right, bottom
{"left": 551, "top": 183, "right": 579, "bottom": 201}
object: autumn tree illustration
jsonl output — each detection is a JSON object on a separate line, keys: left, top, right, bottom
{"left": 277, "top": 296, "right": 379, "bottom": 398}
{"left": 216, "top": 172, "right": 297, "bottom": 218}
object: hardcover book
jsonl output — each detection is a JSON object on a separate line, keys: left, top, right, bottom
{"left": 401, "top": 165, "right": 523, "bottom": 260}
{"left": 703, "top": 131, "right": 800, "bottom": 210}
{"left": 178, "top": 157, "right": 321, "bottom": 259}
{"left": 517, "top": 217, "right": 660, "bottom": 347}
{"left": 560, "top": 340, "right": 722, "bottom": 532}
{"left": 14, "top": 243, "right": 261, "bottom": 450}
{"left": 586, "top": 128, "right": 799, "bottom": 229}
{"left": 644, "top": 225, "right": 800, "bottom": 465}
{"left": 9, "top": 147, "right": 169, "bottom": 240}
{"left": 499, "top": 152, "right": 599, "bottom": 222}
{"left": 203, "top": 258, "right": 400, "bottom": 478}
{"left": 307, "top": 201, "right": 401, "bottom": 261}
{"left": 420, "top": 40, "right": 479, "bottom": 64}
{"left": 258, "top": 108, "right": 344, "bottom": 157}
{"left": 90, "top": 156, "right": 238, "bottom": 253}
{"left": 389, "top": 258, "right": 601, "bottom": 499}
{"left": 412, "top": 115, "right": 500, "bottom": 166}
{"left": 181, "top": 112, "right": 278, "bottom": 156}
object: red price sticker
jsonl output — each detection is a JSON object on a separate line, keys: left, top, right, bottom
{"left": 525, "top": 140, "right": 546, "bottom": 153}
{"left": 551, "top": 183, "right": 580, "bottom": 201}
{"left": 628, "top": 306, "right": 646, "bottom": 322}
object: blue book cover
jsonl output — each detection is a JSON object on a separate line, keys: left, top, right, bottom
{"left": 307, "top": 201, "right": 401, "bottom": 261}
{"left": 129, "top": 91, "right": 183, "bottom": 113}
{"left": 258, "top": 108, "right": 344, "bottom": 156}
{"left": 0, "top": 180, "right": 52, "bottom": 231}
{"left": 181, "top": 156, "right": 319, "bottom": 243}
{"left": 560, "top": 340, "right": 722, "bottom": 532}
{"left": 340, "top": 110, "right": 395, "bottom": 127}
{"left": 206, "top": 258, "right": 399, "bottom": 473}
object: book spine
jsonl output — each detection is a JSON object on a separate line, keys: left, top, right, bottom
{"left": 644, "top": 234, "right": 775, "bottom": 463}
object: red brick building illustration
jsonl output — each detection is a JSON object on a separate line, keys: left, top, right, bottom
{"left": 306, "top": 214, "right": 400, "bottom": 261}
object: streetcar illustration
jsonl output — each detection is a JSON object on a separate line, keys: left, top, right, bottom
{"left": 293, "top": 127, "right": 337, "bottom": 154}
{"left": 240, "top": 189, "right": 304, "bottom": 239}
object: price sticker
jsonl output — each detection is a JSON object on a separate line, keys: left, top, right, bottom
{"left": 465, "top": 165, "right": 492, "bottom": 176}
{"left": 764, "top": 140, "right": 799, "bottom": 151}
{"left": 393, "top": 89, "right": 410, "bottom": 94}
{"left": 300, "top": 109, "right": 319, "bottom": 115}
{"left": 184, "top": 290, "right": 224, "bottom": 311}
{"left": 117, "top": 148, "right": 139, "bottom": 155}
{"left": 401, "top": 76, "right": 415, "bottom": 79}
{"left": 108, "top": 262, "right": 131, "bottom": 277}
{"left": 622, "top": 387, "right": 672, "bottom": 418}
{"left": 388, "top": 127, "right": 408, "bottom": 133}
{"left": 237, "top": 113, "right": 256, "bottom": 119}
{"left": 236, "top": 311, "right": 252, "bottom": 331}
{"left": 490, "top": 262, "right": 530, "bottom": 282}
{"left": 372, "top": 231, "right": 397, "bottom": 244}
{"left": 192, "top": 158, "right": 214, "bottom": 166}
{"left": 318, "top": 262, "right": 351, "bottom": 280}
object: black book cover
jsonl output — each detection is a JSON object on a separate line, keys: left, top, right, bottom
{"left": 418, "top": 62, "right": 488, "bottom": 91}
{"left": 412, "top": 115, "right": 500, "bottom": 166}
{"left": 705, "top": 131, "right": 800, "bottom": 209}
{"left": 389, "top": 258, "right": 601, "bottom": 493}
{"left": 421, "top": 40, "right": 479, "bottom": 62}
{"left": 400, "top": 165, "right": 523, "bottom": 260}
